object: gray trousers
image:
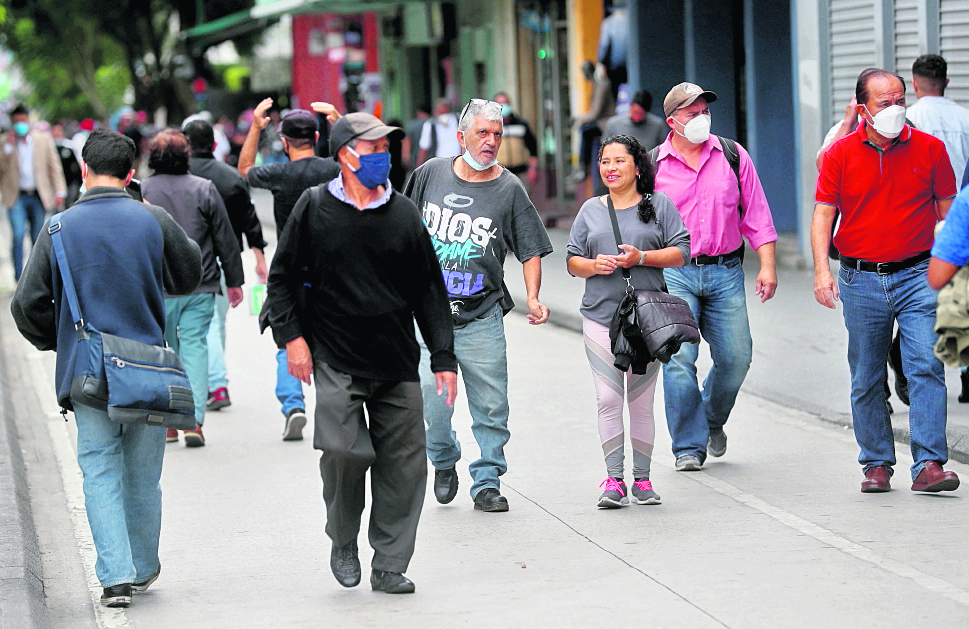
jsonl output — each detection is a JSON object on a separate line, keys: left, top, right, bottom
{"left": 313, "top": 360, "right": 426, "bottom": 573}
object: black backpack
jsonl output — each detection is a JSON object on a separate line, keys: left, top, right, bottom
{"left": 649, "top": 135, "right": 744, "bottom": 218}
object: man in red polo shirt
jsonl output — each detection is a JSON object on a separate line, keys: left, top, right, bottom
{"left": 812, "top": 67, "right": 958, "bottom": 494}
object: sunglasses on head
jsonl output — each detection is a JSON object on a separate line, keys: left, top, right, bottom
{"left": 459, "top": 99, "right": 501, "bottom": 124}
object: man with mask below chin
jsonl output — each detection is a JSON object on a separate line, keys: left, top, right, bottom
{"left": 404, "top": 98, "right": 553, "bottom": 513}
{"left": 267, "top": 112, "right": 457, "bottom": 593}
{"left": 652, "top": 82, "right": 778, "bottom": 473}
{"left": 813, "top": 68, "right": 959, "bottom": 494}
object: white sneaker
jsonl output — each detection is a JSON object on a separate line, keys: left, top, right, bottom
{"left": 675, "top": 454, "right": 702, "bottom": 471}
{"left": 283, "top": 409, "right": 307, "bottom": 441}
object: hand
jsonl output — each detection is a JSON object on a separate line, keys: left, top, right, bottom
{"left": 526, "top": 297, "right": 549, "bottom": 325}
{"left": 844, "top": 96, "right": 858, "bottom": 123}
{"left": 310, "top": 101, "right": 341, "bottom": 124}
{"left": 594, "top": 254, "right": 618, "bottom": 275}
{"left": 527, "top": 164, "right": 539, "bottom": 185}
{"left": 253, "top": 98, "right": 273, "bottom": 130}
{"left": 754, "top": 267, "right": 777, "bottom": 302}
{"left": 7, "top": 130, "right": 16, "bottom": 145}
{"left": 615, "top": 244, "right": 641, "bottom": 268}
{"left": 254, "top": 259, "right": 268, "bottom": 284}
{"left": 435, "top": 371, "right": 458, "bottom": 407}
{"left": 813, "top": 270, "right": 838, "bottom": 309}
{"left": 227, "top": 287, "right": 244, "bottom": 308}
{"left": 56, "top": 194, "right": 66, "bottom": 210}
{"left": 286, "top": 337, "right": 313, "bottom": 385}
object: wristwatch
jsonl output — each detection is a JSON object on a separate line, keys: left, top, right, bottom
{"left": 639, "top": 250, "right": 648, "bottom": 266}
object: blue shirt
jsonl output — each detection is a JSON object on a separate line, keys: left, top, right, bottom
{"left": 932, "top": 186, "right": 969, "bottom": 266}
{"left": 327, "top": 173, "right": 392, "bottom": 210}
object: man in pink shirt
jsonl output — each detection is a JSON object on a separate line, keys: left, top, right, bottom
{"left": 652, "top": 82, "right": 778, "bottom": 471}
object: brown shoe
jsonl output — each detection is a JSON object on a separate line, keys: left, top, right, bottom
{"left": 861, "top": 466, "right": 891, "bottom": 493}
{"left": 911, "top": 461, "right": 959, "bottom": 492}
{"left": 165, "top": 428, "right": 178, "bottom": 443}
{"left": 183, "top": 425, "right": 205, "bottom": 448}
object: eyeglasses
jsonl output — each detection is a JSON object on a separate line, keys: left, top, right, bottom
{"left": 459, "top": 99, "right": 501, "bottom": 124}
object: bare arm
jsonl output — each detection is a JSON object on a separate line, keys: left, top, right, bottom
{"left": 937, "top": 197, "right": 953, "bottom": 220}
{"left": 238, "top": 98, "right": 273, "bottom": 177}
{"left": 522, "top": 256, "right": 549, "bottom": 325}
{"left": 816, "top": 97, "right": 858, "bottom": 171}
{"left": 928, "top": 257, "right": 960, "bottom": 290}
{"left": 811, "top": 203, "right": 839, "bottom": 308}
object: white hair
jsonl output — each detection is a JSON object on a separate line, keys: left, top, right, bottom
{"left": 458, "top": 100, "right": 502, "bottom": 134}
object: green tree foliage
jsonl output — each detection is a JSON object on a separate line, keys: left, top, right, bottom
{"left": 4, "top": 0, "right": 255, "bottom": 122}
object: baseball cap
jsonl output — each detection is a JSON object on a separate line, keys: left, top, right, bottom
{"left": 280, "top": 109, "right": 318, "bottom": 139}
{"left": 663, "top": 83, "right": 718, "bottom": 117}
{"left": 329, "top": 112, "right": 404, "bottom": 154}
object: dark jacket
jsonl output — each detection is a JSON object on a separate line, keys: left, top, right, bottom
{"left": 10, "top": 187, "right": 202, "bottom": 409}
{"left": 142, "top": 173, "right": 245, "bottom": 293}
{"left": 189, "top": 154, "right": 267, "bottom": 251}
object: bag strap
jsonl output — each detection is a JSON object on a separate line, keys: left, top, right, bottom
{"left": 605, "top": 196, "right": 634, "bottom": 292}
{"left": 47, "top": 213, "right": 86, "bottom": 330}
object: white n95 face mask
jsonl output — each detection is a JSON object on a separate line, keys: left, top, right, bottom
{"left": 674, "top": 114, "right": 712, "bottom": 144}
{"left": 865, "top": 105, "right": 906, "bottom": 139}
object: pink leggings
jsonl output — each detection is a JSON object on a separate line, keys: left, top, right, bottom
{"left": 583, "top": 317, "right": 659, "bottom": 480}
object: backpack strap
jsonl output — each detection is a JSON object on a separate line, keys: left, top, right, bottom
{"left": 648, "top": 146, "right": 659, "bottom": 168}
{"left": 717, "top": 135, "right": 744, "bottom": 219}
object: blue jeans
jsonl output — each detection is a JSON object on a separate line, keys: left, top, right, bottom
{"left": 206, "top": 273, "right": 229, "bottom": 391}
{"left": 74, "top": 404, "right": 165, "bottom": 587}
{"left": 164, "top": 294, "right": 214, "bottom": 426}
{"left": 662, "top": 260, "right": 752, "bottom": 463}
{"left": 839, "top": 259, "right": 947, "bottom": 480}
{"left": 9, "top": 193, "right": 46, "bottom": 281}
{"left": 418, "top": 303, "right": 509, "bottom": 499}
{"left": 276, "top": 349, "right": 305, "bottom": 416}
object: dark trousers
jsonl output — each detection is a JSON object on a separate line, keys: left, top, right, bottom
{"left": 313, "top": 360, "right": 426, "bottom": 574}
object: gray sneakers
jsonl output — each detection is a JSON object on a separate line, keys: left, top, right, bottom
{"left": 630, "top": 479, "right": 661, "bottom": 505}
{"left": 675, "top": 454, "right": 702, "bottom": 471}
{"left": 708, "top": 430, "right": 727, "bottom": 457}
{"left": 597, "top": 477, "right": 629, "bottom": 508}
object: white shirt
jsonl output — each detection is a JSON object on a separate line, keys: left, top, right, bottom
{"left": 418, "top": 114, "right": 462, "bottom": 158}
{"left": 17, "top": 134, "right": 35, "bottom": 191}
{"left": 906, "top": 95, "right": 969, "bottom": 180}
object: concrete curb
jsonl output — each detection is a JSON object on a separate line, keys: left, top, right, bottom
{"left": 0, "top": 314, "right": 50, "bottom": 628}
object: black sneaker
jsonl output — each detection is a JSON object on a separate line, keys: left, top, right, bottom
{"left": 370, "top": 569, "right": 415, "bottom": 593}
{"left": 433, "top": 466, "right": 458, "bottom": 504}
{"left": 330, "top": 539, "right": 361, "bottom": 588}
{"left": 283, "top": 409, "right": 307, "bottom": 441}
{"left": 100, "top": 583, "right": 131, "bottom": 607}
{"left": 473, "top": 488, "right": 509, "bottom": 512}
{"left": 131, "top": 564, "right": 161, "bottom": 593}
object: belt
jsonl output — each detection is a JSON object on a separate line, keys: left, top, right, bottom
{"left": 19, "top": 189, "right": 37, "bottom": 196}
{"left": 839, "top": 250, "right": 931, "bottom": 275}
{"left": 692, "top": 246, "right": 743, "bottom": 266}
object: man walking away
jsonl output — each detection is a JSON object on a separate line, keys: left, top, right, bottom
{"left": 11, "top": 129, "right": 202, "bottom": 607}
{"left": 240, "top": 98, "right": 340, "bottom": 441}
{"left": 267, "top": 112, "right": 456, "bottom": 593}
{"left": 184, "top": 118, "right": 269, "bottom": 412}
{"left": 405, "top": 98, "right": 553, "bottom": 512}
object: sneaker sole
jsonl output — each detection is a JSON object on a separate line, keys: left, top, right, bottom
{"left": 183, "top": 433, "right": 205, "bottom": 448}
{"left": 282, "top": 414, "right": 307, "bottom": 441}
{"left": 165, "top": 435, "right": 178, "bottom": 443}
{"left": 630, "top": 496, "right": 661, "bottom": 505}
{"left": 675, "top": 462, "right": 702, "bottom": 472}
{"left": 474, "top": 502, "right": 510, "bottom": 512}
{"left": 912, "top": 478, "right": 960, "bottom": 492}
{"left": 100, "top": 595, "right": 131, "bottom": 608}
{"left": 596, "top": 497, "right": 629, "bottom": 508}
{"left": 132, "top": 568, "right": 160, "bottom": 593}
{"left": 206, "top": 400, "right": 231, "bottom": 411}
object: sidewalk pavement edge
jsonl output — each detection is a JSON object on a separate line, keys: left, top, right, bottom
{"left": 0, "top": 306, "right": 50, "bottom": 629}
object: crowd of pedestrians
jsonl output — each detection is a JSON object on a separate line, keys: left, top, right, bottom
{"left": 5, "top": 51, "right": 969, "bottom": 610}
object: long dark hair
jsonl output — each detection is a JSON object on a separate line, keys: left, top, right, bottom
{"left": 597, "top": 134, "right": 656, "bottom": 224}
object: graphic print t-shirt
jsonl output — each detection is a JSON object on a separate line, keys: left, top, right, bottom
{"left": 404, "top": 157, "right": 553, "bottom": 327}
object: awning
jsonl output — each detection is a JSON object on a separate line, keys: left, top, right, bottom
{"left": 181, "top": 0, "right": 427, "bottom": 51}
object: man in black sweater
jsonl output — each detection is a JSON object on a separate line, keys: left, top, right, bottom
{"left": 267, "top": 113, "right": 457, "bottom": 594}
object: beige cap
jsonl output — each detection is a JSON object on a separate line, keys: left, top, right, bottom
{"left": 663, "top": 82, "right": 718, "bottom": 117}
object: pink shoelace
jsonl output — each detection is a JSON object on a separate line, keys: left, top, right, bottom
{"left": 633, "top": 479, "right": 653, "bottom": 491}
{"left": 599, "top": 477, "right": 626, "bottom": 494}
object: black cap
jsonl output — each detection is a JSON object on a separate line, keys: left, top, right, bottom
{"left": 329, "top": 112, "right": 404, "bottom": 154}
{"left": 280, "top": 109, "right": 318, "bottom": 139}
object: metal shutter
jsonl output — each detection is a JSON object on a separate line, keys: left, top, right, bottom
{"left": 830, "top": 0, "right": 877, "bottom": 121}
{"left": 940, "top": 0, "right": 969, "bottom": 105}
{"left": 895, "top": 0, "right": 920, "bottom": 80}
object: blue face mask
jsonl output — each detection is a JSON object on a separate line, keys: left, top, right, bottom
{"left": 347, "top": 146, "right": 391, "bottom": 190}
{"left": 13, "top": 122, "right": 29, "bottom": 137}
